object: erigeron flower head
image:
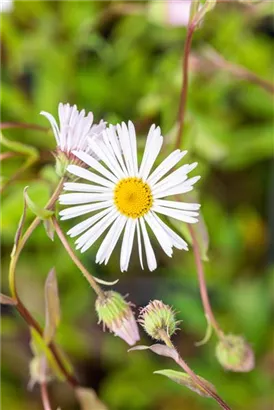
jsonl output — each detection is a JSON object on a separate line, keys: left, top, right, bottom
{"left": 95, "top": 291, "right": 140, "bottom": 346}
{"left": 139, "top": 300, "right": 179, "bottom": 341}
{"left": 59, "top": 121, "right": 201, "bottom": 271}
{"left": 40, "top": 103, "right": 106, "bottom": 174}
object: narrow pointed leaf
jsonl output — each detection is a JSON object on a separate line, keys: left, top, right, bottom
{"left": 93, "top": 276, "right": 119, "bottom": 286}
{"left": 44, "top": 268, "right": 60, "bottom": 344}
{"left": 44, "top": 218, "right": 55, "bottom": 241}
{"left": 75, "top": 387, "right": 108, "bottom": 410}
{"left": 128, "top": 344, "right": 179, "bottom": 362}
{"left": 0, "top": 132, "right": 38, "bottom": 158}
{"left": 154, "top": 369, "right": 217, "bottom": 398}
{"left": 24, "top": 187, "right": 54, "bottom": 220}
{"left": 11, "top": 187, "right": 28, "bottom": 257}
{"left": 0, "top": 293, "right": 17, "bottom": 305}
{"left": 195, "top": 314, "right": 213, "bottom": 346}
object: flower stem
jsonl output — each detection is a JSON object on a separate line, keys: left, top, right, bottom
{"left": 188, "top": 225, "right": 224, "bottom": 339}
{"left": 52, "top": 217, "right": 105, "bottom": 299}
{"left": 175, "top": 22, "right": 196, "bottom": 149}
{"left": 159, "top": 330, "right": 231, "bottom": 410}
{"left": 0, "top": 121, "right": 48, "bottom": 132}
{"left": 40, "top": 382, "right": 52, "bottom": 410}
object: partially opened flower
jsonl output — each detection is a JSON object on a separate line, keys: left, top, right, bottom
{"left": 59, "top": 121, "right": 200, "bottom": 271}
{"left": 40, "top": 103, "right": 106, "bottom": 173}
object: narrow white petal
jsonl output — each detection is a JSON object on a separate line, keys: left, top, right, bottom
{"left": 152, "top": 212, "right": 188, "bottom": 250}
{"left": 152, "top": 162, "right": 198, "bottom": 192}
{"left": 59, "top": 200, "right": 113, "bottom": 220}
{"left": 59, "top": 192, "right": 113, "bottom": 205}
{"left": 67, "top": 165, "right": 115, "bottom": 188}
{"left": 147, "top": 150, "right": 187, "bottom": 186}
{"left": 116, "top": 123, "right": 134, "bottom": 176}
{"left": 139, "top": 217, "right": 157, "bottom": 271}
{"left": 128, "top": 121, "right": 138, "bottom": 175}
{"left": 139, "top": 125, "right": 163, "bottom": 181}
{"left": 154, "top": 199, "right": 201, "bottom": 211}
{"left": 120, "top": 218, "right": 136, "bottom": 272}
{"left": 96, "top": 215, "right": 127, "bottom": 264}
{"left": 40, "top": 111, "right": 60, "bottom": 145}
{"left": 90, "top": 137, "right": 126, "bottom": 180}
{"left": 77, "top": 209, "right": 118, "bottom": 253}
{"left": 106, "top": 125, "right": 128, "bottom": 175}
{"left": 144, "top": 212, "right": 173, "bottom": 257}
{"left": 67, "top": 207, "right": 113, "bottom": 238}
{"left": 63, "top": 182, "right": 110, "bottom": 193}
{"left": 136, "top": 220, "right": 144, "bottom": 270}
{"left": 153, "top": 176, "right": 201, "bottom": 199}
{"left": 72, "top": 150, "right": 119, "bottom": 183}
{"left": 153, "top": 205, "right": 199, "bottom": 224}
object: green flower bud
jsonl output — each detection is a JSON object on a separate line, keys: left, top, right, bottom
{"left": 139, "top": 300, "right": 179, "bottom": 341}
{"left": 55, "top": 151, "right": 70, "bottom": 178}
{"left": 216, "top": 334, "right": 255, "bottom": 372}
{"left": 95, "top": 291, "right": 140, "bottom": 346}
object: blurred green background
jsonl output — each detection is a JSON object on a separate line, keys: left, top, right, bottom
{"left": 1, "top": 1, "right": 274, "bottom": 409}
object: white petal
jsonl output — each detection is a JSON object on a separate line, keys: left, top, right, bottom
{"left": 153, "top": 176, "right": 201, "bottom": 198}
{"left": 120, "top": 218, "right": 136, "bottom": 272}
{"left": 144, "top": 212, "right": 173, "bottom": 257}
{"left": 105, "top": 125, "right": 128, "bottom": 175}
{"left": 128, "top": 121, "right": 138, "bottom": 175}
{"left": 59, "top": 192, "right": 113, "bottom": 205}
{"left": 136, "top": 220, "right": 144, "bottom": 270}
{"left": 139, "top": 125, "right": 163, "bottom": 181}
{"left": 72, "top": 150, "right": 119, "bottom": 183}
{"left": 152, "top": 212, "right": 188, "bottom": 250}
{"left": 40, "top": 111, "right": 60, "bottom": 145}
{"left": 153, "top": 205, "right": 199, "bottom": 224}
{"left": 154, "top": 199, "right": 201, "bottom": 211}
{"left": 139, "top": 217, "right": 157, "bottom": 271}
{"left": 67, "top": 165, "right": 115, "bottom": 188}
{"left": 76, "top": 209, "right": 118, "bottom": 252}
{"left": 152, "top": 162, "right": 198, "bottom": 193}
{"left": 59, "top": 200, "right": 113, "bottom": 220}
{"left": 67, "top": 207, "right": 113, "bottom": 237}
{"left": 147, "top": 150, "right": 187, "bottom": 186}
{"left": 96, "top": 215, "right": 127, "bottom": 264}
{"left": 63, "top": 182, "right": 110, "bottom": 193}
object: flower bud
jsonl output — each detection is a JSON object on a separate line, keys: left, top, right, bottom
{"left": 139, "top": 300, "right": 179, "bottom": 341}
{"left": 95, "top": 291, "right": 140, "bottom": 346}
{"left": 29, "top": 356, "right": 52, "bottom": 389}
{"left": 216, "top": 334, "right": 255, "bottom": 372}
{"left": 55, "top": 151, "right": 70, "bottom": 178}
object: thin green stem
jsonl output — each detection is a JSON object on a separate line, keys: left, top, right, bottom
{"left": 159, "top": 330, "right": 231, "bottom": 410}
{"left": 52, "top": 217, "right": 105, "bottom": 299}
{"left": 188, "top": 225, "right": 224, "bottom": 339}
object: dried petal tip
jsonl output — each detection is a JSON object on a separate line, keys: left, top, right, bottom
{"left": 216, "top": 334, "right": 255, "bottom": 372}
{"left": 95, "top": 291, "right": 140, "bottom": 346}
{"left": 139, "top": 300, "right": 179, "bottom": 341}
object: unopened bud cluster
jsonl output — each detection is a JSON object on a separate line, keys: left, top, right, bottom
{"left": 95, "top": 291, "right": 140, "bottom": 346}
{"left": 216, "top": 334, "right": 255, "bottom": 372}
{"left": 139, "top": 300, "right": 179, "bottom": 341}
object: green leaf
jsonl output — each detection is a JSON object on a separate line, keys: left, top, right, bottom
{"left": 10, "top": 187, "right": 28, "bottom": 257}
{"left": 30, "top": 327, "right": 65, "bottom": 381}
{"left": 24, "top": 186, "right": 54, "bottom": 220}
{"left": 44, "top": 268, "right": 60, "bottom": 344}
{"left": 0, "top": 132, "right": 38, "bottom": 158}
{"left": 43, "top": 218, "right": 55, "bottom": 241}
{"left": 193, "top": 0, "right": 217, "bottom": 26}
{"left": 154, "top": 369, "right": 217, "bottom": 398}
{"left": 75, "top": 387, "right": 108, "bottom": 410}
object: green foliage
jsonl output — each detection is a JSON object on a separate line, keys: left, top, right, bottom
{"left": 1, "top": 1, "right": 273, "bottom": 409}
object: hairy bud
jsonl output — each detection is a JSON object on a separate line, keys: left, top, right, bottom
{"left": 139, "top": 300, "right": 179, "bottom": 341}
{"left": 95, "top": 291, "right": 140, "bottom": 346}
{"left": 216, "top": 334, "right": 255, "bottom": 372}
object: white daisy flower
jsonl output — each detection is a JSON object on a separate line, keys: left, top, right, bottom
{"left": 59, "top": 121, "right": 201, "bottom": 272}
{"left": 40, "top": 103, "right": 106, "bottom": 160}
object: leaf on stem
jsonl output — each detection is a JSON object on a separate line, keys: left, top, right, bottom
{"left": 75, "top": 387, "right": 108, "bottom": 410}
{"left": 128, "top": 344, "right": 179, "bottom": 362}
{"left": 44, "top": 268, "right": 60, "bottom": 344}
{"left": 195, "top": 314, "right": 213, "bottom": 346}
{"left": 0, "top": 293, "right": 17, "bottom": 305}
{"left": 44, "top": 218, "right": 55, "bottom": 241}
{"left": 154, "top": 369, "right": 217, "bottom": 398}
{"left": 24, "top": 187, "right": 54, "bottom": 220}
{"left": 11, "top": 186, "right": 28, "bottom": 257}
{"left": 93, "top": 276, "right": 119, "bottom": 286}
{"left": 193, "top": 0, "right": 217, "bottom": 27}
{"left": 0, "top": 132, "right": 39, "bottom": 158}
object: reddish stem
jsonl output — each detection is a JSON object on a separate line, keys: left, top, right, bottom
{"left": 40, "top": 382, "right": 52, "bottom": 410}
{"left": 175, "top": 22, "right": 196, "bottom": 149}
{"left": 189, "top": 225, "right": 224, "bottom": 339}
{"left": 0, "top": 122, "right": 48, "bottom": 132}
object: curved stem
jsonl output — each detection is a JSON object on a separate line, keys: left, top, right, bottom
{"left": 40, "top": 382, "right": 52, "bottom": 410}
{"left": 159, "top": 330, "right": 231, "bottom": 410}
{"left": 0, "top": 122, "right": 48, "bottom": 132}
{"left": 52, "top": 217, "right": 105, "bottom": 299}
{"left": 175, "top": 22, "right": 196, "bottom": 149}
{"left": 188, "top": 225, "right": 224, "bottom": 339}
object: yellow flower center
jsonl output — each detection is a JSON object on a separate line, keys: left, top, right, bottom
{"left": 114, "top": 177, "right": 153, "bottom": 218}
